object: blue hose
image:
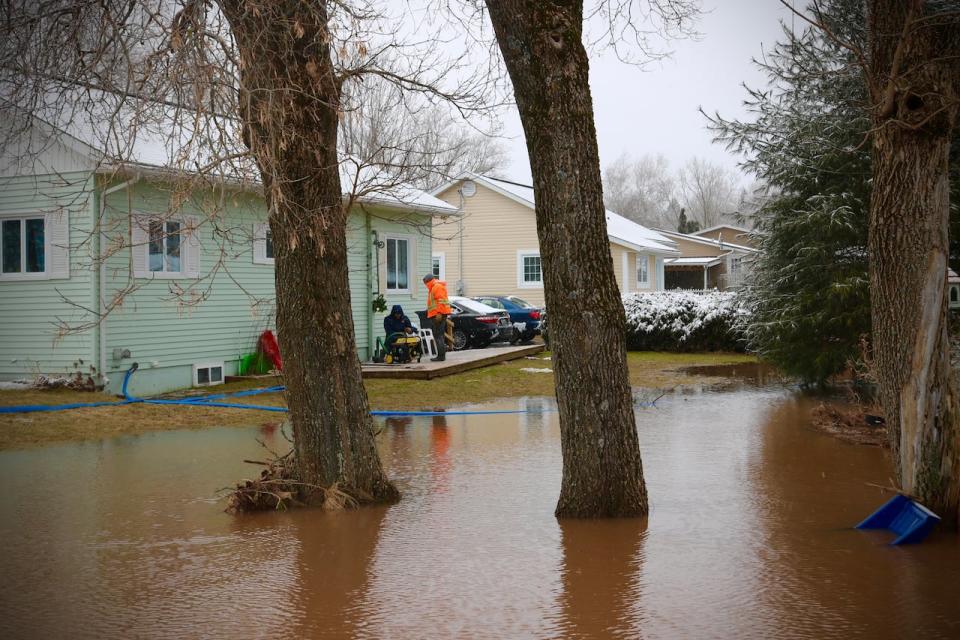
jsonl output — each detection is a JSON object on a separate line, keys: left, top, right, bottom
{"left": 1, "top": 364, "right": 659, "bottom": 416}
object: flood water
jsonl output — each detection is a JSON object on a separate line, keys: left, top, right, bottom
{"left": 2, "top": 383, "right": 959, "bottom": 639}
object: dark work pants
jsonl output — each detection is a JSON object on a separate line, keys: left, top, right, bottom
{"left": 431, "top": 314, "right": 448, "bottom": 359}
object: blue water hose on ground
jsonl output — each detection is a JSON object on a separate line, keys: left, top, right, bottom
{"left": 1, "top": 364, "right": 659, "bottom": 416}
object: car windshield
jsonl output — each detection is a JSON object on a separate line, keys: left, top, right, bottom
{"left": 452, "top": 297, "right": 499, "bottom": 314}
{"left": 505, "top": 296, "right": 535, "bottom": 308}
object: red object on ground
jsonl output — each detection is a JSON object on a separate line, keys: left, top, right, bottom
{"left": 258, "top": 330, "right": 283, "bottom": 371}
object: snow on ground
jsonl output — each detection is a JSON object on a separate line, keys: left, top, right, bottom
{"left": 0, "top": 381, "right": 33, "bottom": 390}
{"left": 520, "top": 368, "right": 553, "bottom": 373}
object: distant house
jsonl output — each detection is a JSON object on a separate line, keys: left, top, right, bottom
{"left": 655, "top": 228, "right": 759, "bottom": 291}
{"left": 430, "top": 174, "right": 678, "bottom": 306}
{"left": 691, "top": 224, "right": 757, "bottom": 249}
{"left": 0, "top": 115, "right": 454, "bottom": 395}
{"left": 949, "top": 269, "right": 960, "bottom": 310}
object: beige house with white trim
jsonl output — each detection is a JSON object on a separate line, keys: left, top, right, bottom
{"left": 656, "top": 228, "right": 759, "bottom": 290}
{"left": 430, "top": 174, "right": 679, "bottom": 306}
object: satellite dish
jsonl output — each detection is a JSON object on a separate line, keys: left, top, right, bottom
{"left": 461, "top": 180, "right": 477, "bottom": 197}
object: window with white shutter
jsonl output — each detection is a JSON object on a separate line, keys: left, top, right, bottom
{"left": 253, "top": 222, "right": 274, "bottom": 265}
{"left": 131, "top": 214, "right": 200, "bottom": 279}
{"left": 384, "top": 234, "right": 415, "bottom": 293}
{"left": 0, "top": 212, "right": 68, "bottom": 281}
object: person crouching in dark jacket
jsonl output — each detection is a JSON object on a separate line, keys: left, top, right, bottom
{"left": 384, "top": 305, "right": 415, "bottom": 348}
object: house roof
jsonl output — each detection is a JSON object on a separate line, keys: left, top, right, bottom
{"left": 949, "top": 268, "right": 960, "bottom": 284}
{"left": 655, "top": 228, "right": 758, "bottom": 254}
{"left": 693, "top": 224, "right": 752, "bottom": 237}
{"left": 432, "top": 172, "right": 679, "bottom": 255}
{"left": 4, "top": 100, "right": 458, "bottom": 216}
{"left": 664, "top": 256, "right": 724, "bottom": 267}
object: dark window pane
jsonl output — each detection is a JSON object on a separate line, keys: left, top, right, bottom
{"left": 165, "top": 221, "right": 181, "bottom": 272}
{"left": 25, "top": 218, "right": 44, "bottom": 273}
{"left": 2, "top": 219, "right": 21, "bottom": 273}
{"left": 386, "top": 239, "right": 397, "bottom": 289}
{"left": 210, "top": 366, "right": 223, "bottom": 383}
{"left": 197, "top": 367, "right": 209, "bottom": 384}
{"left": 265, "top": 229, "right": 273, "bottom": 259}
{"left": 396, "top": 240, "right": 408, "bottom": 289}
{"left": 148, "top": 221, "right": 164, "bottom": 272}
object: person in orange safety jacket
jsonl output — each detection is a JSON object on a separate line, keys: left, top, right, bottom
{"left": 423, "top": 274, "right": 452, "bottom": 361}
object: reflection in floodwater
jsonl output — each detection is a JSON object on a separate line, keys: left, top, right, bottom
{"left": 430, "top": 414, "right": 452, "bottom": 492}
{"left": 1, "top": 387, "right": 960, "bottom": 639}
{"left": 680, "top": 361, "right": 781, "bottom": 385}
{"left": 555, "top": 518, "right": 649, "bottom": 638}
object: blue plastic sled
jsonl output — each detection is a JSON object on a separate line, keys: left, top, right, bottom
{"left": 855, "top": 494, "right": 941, "bottom": 545}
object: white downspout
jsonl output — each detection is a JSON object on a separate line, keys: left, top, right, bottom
{"left": 457, "top": 188, "right": 465, "bottom": 295}
{"left": 98, "top": 175, "right": 140, "bottom": 388}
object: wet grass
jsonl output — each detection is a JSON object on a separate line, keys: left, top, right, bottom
{"left": 0, "top": 351, "right": 757, "bottom": 450}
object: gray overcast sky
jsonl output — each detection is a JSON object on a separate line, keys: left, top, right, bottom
{"left": 494, "top": 0, "right": 796, "bottom": 185}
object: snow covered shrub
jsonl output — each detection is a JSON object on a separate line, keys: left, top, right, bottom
{"left": 622, "top": 291, "right": 748, "bottom": 352}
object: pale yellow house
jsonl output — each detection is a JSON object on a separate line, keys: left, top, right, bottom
{"left": 430, "top": 174, "right": 679, "bottom": 306}
{"left": 656, "top": 228, "right": 758, "bottom": 290}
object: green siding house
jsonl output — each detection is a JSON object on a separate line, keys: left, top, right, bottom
{"left": 0, "top": 120, "right": 456, "bottom": 396}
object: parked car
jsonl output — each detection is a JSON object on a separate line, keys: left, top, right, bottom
{"left": 472, "top": 295, "right": 543, "bottom": 344}
{"left": 416, "top": 297, "right": 515, "bottom": 350}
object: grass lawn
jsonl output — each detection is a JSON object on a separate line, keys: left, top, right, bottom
{"left": 0, "top": 351, "right": 757, "bottom": 450}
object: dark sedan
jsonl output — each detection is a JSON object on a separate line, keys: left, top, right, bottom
{"left": 472, "top": 295, "right": 543, "bottom": 343}
{"left": 417, "top": 297, "right": 516, "bottom": 350}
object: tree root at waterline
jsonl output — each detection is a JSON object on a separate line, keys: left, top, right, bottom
{"left": 225, "top": 453, "right": 361, "bottom": 513}
{"left": 811, "top": 403, "right": 888, "bottom": 447}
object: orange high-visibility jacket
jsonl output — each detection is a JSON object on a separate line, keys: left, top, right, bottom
{"left": 426, "top": 280, "right": 452, "bottom": 318}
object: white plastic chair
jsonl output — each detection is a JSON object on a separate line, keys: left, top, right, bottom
{"left": 418, "top": 328, "right": 438, "bottom": 358}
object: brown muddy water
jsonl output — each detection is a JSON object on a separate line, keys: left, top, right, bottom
{"left": 2, "top": 384, "right": 959, "bottom": 639}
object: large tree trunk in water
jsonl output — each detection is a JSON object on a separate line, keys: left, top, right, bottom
{"left": 867, "top": 0, "right": 959, "bottom": 524}
{"left": 485, "top": 1, "right": 648, "bottom": 517}
{"left": 219, "top": 0, "right": 398, "bottom": 505}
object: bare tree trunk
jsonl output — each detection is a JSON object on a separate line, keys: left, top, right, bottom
{"left": 220, "top": 0, "right": 398, "bottom": 505}
{"left": 485, "top": 0, "right": 648, "bottom": 517}
{"left": 867, "top": 0, "right": 959, "bottom": 524}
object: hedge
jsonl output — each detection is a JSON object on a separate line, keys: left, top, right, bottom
{"left": 622, "top": 290, "right": 748, "bottom": 352}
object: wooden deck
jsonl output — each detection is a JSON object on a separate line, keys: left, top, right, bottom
{"left": 361, "top": 343, "right": 546, "bottom": 380}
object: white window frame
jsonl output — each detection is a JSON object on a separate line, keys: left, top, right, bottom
{"left": 621, "top": 252, "right": 630, "bottom": 291}
{"left": 0, "top": 212, "right": 48, "bottom": 281}
{"left": 384, "top": 234, "right": 413, "bottom": 294}
{"left": 148, "top": 219, "right": 184, "bottom": 275}
{"left": 132, "top": 214, "right": 199, "bottom": 280}
{"left": 193, "top": 362, "right": 225, "bottom": 387}
{"left": 431, "top": 252, "right": 446, "bottom": 281}
{"left": 517, "top": 250, "right": 543, "bottom": 289}
{"left": 253, "top": 222, "right": 274, "bottom": 265}
{"left": 636, "top": 253, "right": 650, "bottom": 288}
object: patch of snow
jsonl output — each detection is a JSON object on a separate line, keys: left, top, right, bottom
{"left": 0, "top": 380, "right": 33, "bottom": 390}
{"left": 520, "top": 367, "right": 553, "bottom": 373}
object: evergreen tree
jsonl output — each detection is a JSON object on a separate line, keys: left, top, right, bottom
{"left": 710, "top": 0, "right": 958, "bottom": 385}
{"left": 677, "top": 208, "right": 700, "bottom": 234}
{"left": 707, "top": 0, "right": 874, "bottom": 384}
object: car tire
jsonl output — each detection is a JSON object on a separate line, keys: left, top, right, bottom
{"left": 452, "top": 329, "right": 468, "bottom": 351}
